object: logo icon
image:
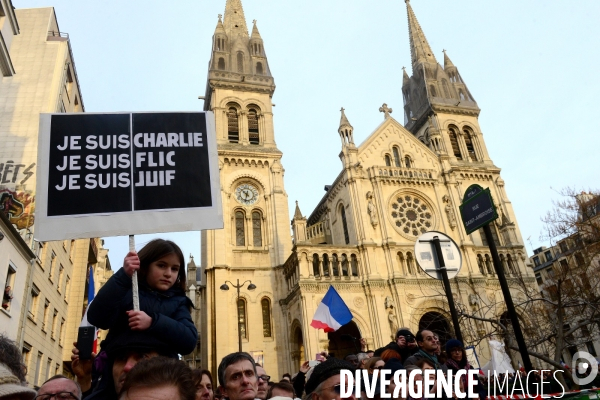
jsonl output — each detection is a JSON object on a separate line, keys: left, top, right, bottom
{"left": 572, "top": 351, "right": 598, "bottom": 386}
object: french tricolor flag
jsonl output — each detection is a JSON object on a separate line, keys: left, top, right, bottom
{"left": 310, "top": 286, "right": 353, "bottom": 332}
{"left": 80, "top": 266, "right": 98, "bottom": 353}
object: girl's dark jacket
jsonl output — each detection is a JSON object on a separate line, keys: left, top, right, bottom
{"left": 88, "top": 267, "right": 197, "bottom": 356}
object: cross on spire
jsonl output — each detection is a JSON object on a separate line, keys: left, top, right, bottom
{"left": 379, "top": 103, "right": 393, "bottom": 119}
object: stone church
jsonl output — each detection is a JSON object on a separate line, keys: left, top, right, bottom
{"left": 193, "top": 0, "right": 537, "bottom": 376}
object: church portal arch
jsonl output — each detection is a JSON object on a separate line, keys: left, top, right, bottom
{"left": 327, "top": 320, "right": 361, "bottom": 360}
{"left": 419, "top": 311, "right": 453, "bottom": 346}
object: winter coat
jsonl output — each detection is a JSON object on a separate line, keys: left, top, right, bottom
{"left": 88, "top": 267, "right": 197, "bottom": 357}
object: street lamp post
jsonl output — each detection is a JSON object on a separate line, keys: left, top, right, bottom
{"left": 220, "top": 279, "right": 257, "bottom": 352}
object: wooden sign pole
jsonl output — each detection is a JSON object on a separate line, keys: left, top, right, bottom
{"left": 129, "top": 235, "right": 140, "bottom": 311}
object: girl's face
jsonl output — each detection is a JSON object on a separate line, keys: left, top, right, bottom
{"left": 146, "top": 253, "right": 180, "bottom": 291}
{"left": 450, "top": 348, "right": 463, "bottom": 362}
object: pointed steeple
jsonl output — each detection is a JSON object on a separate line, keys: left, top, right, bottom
{"left": 338, "top": 107, "right": 355, "bottom": 147}
{"left": 443, "top": 50, "right": 455, "bottom": 69}
{"left": 402, "top": 67, "right": 410, "bottom": 85}
{"left": 215, "top": 14, "right": 225, "bottom": 34}
{"left": 405, "top": 0, "right": 437, "bottom": 69}
{"left": 250, "top": 19, "right": 262, "bottom": 39}
{"left": 293, "top": 201, "right": 303, "bottom": 220}
{"left": 339, "top": 107, "right": 352, "bottom": 130}
{"left": 223, "top": 0, "right": 249, "bottom": 40}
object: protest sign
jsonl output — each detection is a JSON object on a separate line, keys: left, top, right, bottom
{"left": 35, "top": 112, "right": 222, "bottom": 241}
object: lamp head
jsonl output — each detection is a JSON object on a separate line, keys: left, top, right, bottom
{"left": 220, "top": 283, "right": 229, "bottom": 291}
{"left": 247, "top": 283, "right": 257, "bottom": 291}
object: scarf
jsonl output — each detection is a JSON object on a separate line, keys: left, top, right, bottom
{"left": 418, "top": 349, "right": 442, "bottom": 370}
{"left": 446, "top": 358, "right": 472, "bottom": 388}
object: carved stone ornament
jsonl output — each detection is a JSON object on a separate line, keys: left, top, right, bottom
{"left": 442, "top": 195, "right": 457, "bottom": 231}
{"left": 366, "top": 191, "right": 379, "bottom": 228}
{"left": 388, "top": 309, "right": 399, "bottom": 338}
{"left": 406, "top": 293, "right": 416, "bottom": 304}
{"left": 389, "top": 191, "right": 436, "bottom": 239}
{"left": 354, "top": 297, "right": 365, "bottom": 308}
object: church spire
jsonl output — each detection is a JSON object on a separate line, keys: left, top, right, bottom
{"left": 338, "top": 107, "right": 354, "bottom": 146}
{"left": 405, "top": 0, "right": 437, "bottom": 69}
{"left": 250, "top": 19, "right": 262, "bottom": 39}
{"left": 443, "top": 49, "right": 455, "bottom": 68}
{"left": 293, "top": 201, "right": 303, "bottom": 220}
{"left": 223, "top": 0, "right": 249, "bottom": 40}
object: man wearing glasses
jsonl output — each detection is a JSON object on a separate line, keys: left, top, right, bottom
{"left": 304, "top": 358, "right": 356, "bottom": 400}
{"left": 35, "top": 375, "right": 82, "bottom": 400}
{"left": 403, "top": 330, "right": 448, "bottom": 372}
{"left": 255, "top": 365, "right": 270, "bottom": 400}
{"left": 217, "top": 352, "right": 258, "bottom": 400}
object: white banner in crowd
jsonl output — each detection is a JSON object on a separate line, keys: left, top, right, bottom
{"left": 35, "top": 112, "right": 223, "bottom": 241}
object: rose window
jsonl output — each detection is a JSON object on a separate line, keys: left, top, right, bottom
{"left": 390, "top": 194, "right": 433, "bottom": 237}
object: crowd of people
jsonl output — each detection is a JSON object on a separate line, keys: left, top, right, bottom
{"left": 0, "top": 239, "right": 596, "bottom": 399}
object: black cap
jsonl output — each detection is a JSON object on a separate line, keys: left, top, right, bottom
{"left": 304, "top": 358, "right": 355, "bottom": 395}
{"left": 396, "top": 329, "right": 413, "bottom": 338}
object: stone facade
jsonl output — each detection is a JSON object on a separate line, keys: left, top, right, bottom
{"left": 198, "top": 0, "right": 537, "bottom": 376}
{"left": 0, "top": 7, "right": 110, "bottom": 385}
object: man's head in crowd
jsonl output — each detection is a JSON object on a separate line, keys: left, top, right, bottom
{"left": 416, "top": 330, "right": 438, "bottom": 354}
{"left": 256, "top": 365, "right": 269, "bottom": 400}
{"left": 395, "top": 328, "right": 416, "bottom": 349}
{"left": 305, "top": 358, "right": 356, "bottom": 400}
{"left": 112, "top": 349, "right": 160, "bottom": 395}
{"left": 281, "top": 373, "right": 291, "bottom": 383}
{"left": 356, "top": 353, "right": 369, "bottom": 369}
{"left": 344, "top": 355, "right": 358, "bottom": 368}
{"left": 366, "top": 350, "right": 374, "bottom": 358}
{"left": 0, "top": 334, "right": 27, "bottom": 383}
{"left": 266, "top": 381, "right": 295, "bottom": 399}
{"left": 192, "top": 369, "right": 214, "bottom": 400}
{"left": 118, "top": 357, "right": 196, "bottom": 400}
{"left": 217, "top": 352, "right": 258, "bottom": 400}
{"left": 37, "top": 375, "right": 82, "bottom": 400}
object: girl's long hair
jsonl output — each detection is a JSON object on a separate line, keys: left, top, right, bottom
{"left": 137, "top": 239, "right": 187, "bottom": 292}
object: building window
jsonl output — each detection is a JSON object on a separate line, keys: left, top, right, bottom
{"left": 559, "top": 241, "right": 568, "bottom": 253}
{"left": 49, "top": 251, "right": 57, "bottom": 281}
{"left": 331, "top": 254, "right": 339, "bottom": 276}
{"left": 442, "top": 79, "right": 450, "bottom": 98}
{"left": 248, "top": 108, "right": 260, "bottom": 145}
{"left": 575, "top": 253, "right": 585, "bottom": 267}
{"left": 252, "top": 211, "right": 262, "bottom": 247}
{"left": 235, "top": 211, "right": 245, "bottom": 246}
{"left": 405, "top": 156, "right": 412, "bottom": 168}
{"left": 448, "top": 127, "right": 462, "bottom": 160}
{"left": 544, "top": 251, "right": 553, "bottom": 262}
{"left": 480, "top": 226, "right": 500, "bottom": 247}
{"left": 237, "top": 51, "right": 244, "bottom": 73}
{"left": 34, "top": 352, "right": 42, "bottom": 387}
{"left": 533, "top": 256, "right": 540, "bottom": 267}
{"left": 340, "top": 205, "right": 350, "bottom": 244}
{"left": 261, "top": 298, "right": 272, "bottom": 337}
{"left": 29, "top": 285, "right": 40, "bottom": 321}
{"left": 237, "top": 299, "right": 247, "bottom": 339}
{"left": 406, "top": 252, "right": 415, "bottom": 275}
{"left": 227, "top": 107, "right": 240, "bottom": 143}
{"left": 384, "top": 154, "right": 392, "bottom": 166}
{"left": 256, "top": 62, "right": 263, "bottom": 75}
{"left": 477, "top": 254, "right": 485, "bottom": 275}
{"left": 59, "top": 318, "right": 65, "bottom": 346}
{"left": 392, "top": 147, "right": 401, "bottom": 167}
{"left": 218, "top": 57, "right": 225, "bottom": 70}
{"left": 535, "top": 272, "right": 543, "bottom": 285}
{"left": 429, "top": 85, "right": 437, "bottom": 97}
{"left": 463, "top": 128, "right": 477, "bottom": 161}
{"left": 51, "top": 309, "right": 58, "bottom": 339}
{"left": 350, "top": 255, "right": 359, "bottom": 276}
{"left": 485, "top": 254, "right": 494, "bottom": 275}
{"left": 322, "top": 254, "right": 330, "bottom": 276}
{"left": 341, "top": 254, "right": 349, "bottom": 276}
{"left": 57, "top": 264, "right": 64, "bottom": 292}
{"left": 2, "top": 265, "right": 16, "bottom": 311}
{"left": 64, "top": 276, "right": 71, "bottom": 302}
{"left": 42, "top": 300, "right": 50, "bottom": 331}
{"left": 46, "top": 358, "right": 52, "bottom": 381}
{"left": 312, "top": 254, "right": 320, "bottom": 277}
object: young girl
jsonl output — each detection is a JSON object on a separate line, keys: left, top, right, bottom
{"left": 88, "top": 239, "right": 197, "bottom": 358}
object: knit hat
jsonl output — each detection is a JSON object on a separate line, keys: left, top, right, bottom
{"left": 0, "top": 363, "right": 36, "bottom": 400}
{"left": 445, "top": 339, "right": 463, "bottom": 353}
{"left": 395, "top": 329, "right": 413, "bottom": 338}
{"left": 304, "top": 358, "right": 355, "bottom": 395}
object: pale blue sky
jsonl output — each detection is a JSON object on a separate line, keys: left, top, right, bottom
{"left": 16, "top": 0, "right": 600, "bottom": 267}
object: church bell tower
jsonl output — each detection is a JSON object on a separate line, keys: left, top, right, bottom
{"left": 199, "top": 0, "right": 292, "bottom": 375}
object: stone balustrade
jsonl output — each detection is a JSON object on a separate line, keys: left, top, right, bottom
{"left": 368, "top": 166, "right": 437, "bottom": 181}
{"left": 306, "top": 220, "right": 327, "bottom": 244}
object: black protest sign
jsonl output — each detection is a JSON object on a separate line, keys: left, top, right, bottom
{"left": 46, "top": 113, "right": 211, "bottom": 217}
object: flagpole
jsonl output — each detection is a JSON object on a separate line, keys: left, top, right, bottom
{"left": 129, "top": 235, "right": 140, "bottom": 311}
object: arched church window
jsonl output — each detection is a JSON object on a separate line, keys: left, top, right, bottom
{"left": 385, "top": 154, "right": 392, "bottom": 167}
{"left": 448, "top": 126, "right": 462, "bottom": 160}
{"left": 238, "top": 298, "right": 247, "bottom": 338}
{"left": 312, "top": 254, "right": 320, "bottom": 277}
{"left": 392, "top": 147, "right": 401, "bottom": 167}
{"left": 332, "top": 254, "right": 339, "bottom": 276}
{"left": 405, "top": 156, "right": 412, "bottom": 168}
{"left": 261, "top": 298, "right": 272, "bottom": 337}
{"left": 485, "top": 254, "right": 494, "bottom": 275}
{"left": 459, "top": 89, "right": 466, "bottom": 101}
{"left": 256, "top": 62, "right": 263, "bottom": 75}
{"left": 350, "top": 255, "right": 358, "bottom": 276}
{"left": 341, "top": 254, "right": 349, "bottom": 276}
{"left": 406, "top": 252, "right": 415, "bottom": 275}
{"left": 340, "top": 205, "right": 350, "bottom": 245}
{"left": 218, "top": 57, "right": 225, "bottom": 70}
{"left": 442, "top": 79, "right": 450, "bottom": 98}
{"left": 463, "top": 128, "right": 477, "bottom": 161}
{"left": 323, "top": 254, "right": 330, "bottom": 277}
{"left": 248, "top": 108, "right": 260, "bottom": 145}
{"left": 237, "top": 51, "right": 244, "bottom": 73}
{"left": 252, "top": 211, "right": 262, "bottom": 246}
{"left": 477, "top": 254, "right": 485, "bottom": 275}
{"left": 507, "top": 254, "right": 517, "bottom": 275}
{"left": 235, "top": 211, "right": 245, "bottom": 246}
{"left": 429, "top": 85, "right": 437, "bottom": 97}
{"left": 227, "top": 107, "right": 240, "bottom": 143}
